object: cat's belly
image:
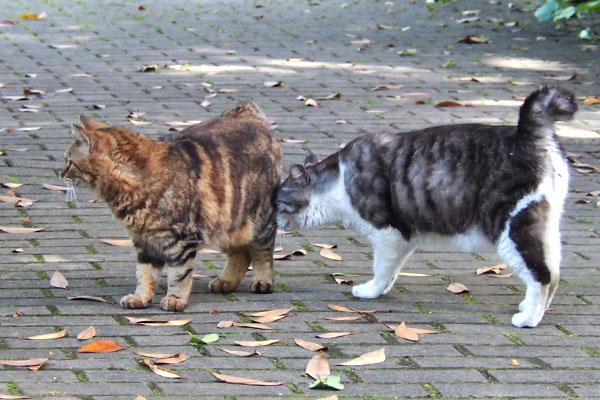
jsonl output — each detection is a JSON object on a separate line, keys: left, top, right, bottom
{"left": 411, "top": 229, "right": 495, "bottom": 252}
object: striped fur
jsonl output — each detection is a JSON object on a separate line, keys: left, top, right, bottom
{"left": 62, "top": 102, "right": 282, "bottom": 311}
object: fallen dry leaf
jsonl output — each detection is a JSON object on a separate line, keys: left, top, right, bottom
{"left": 277, "top": 138, "right": 309, "bottom": 144}
{"left": 128, "top": 120, "right": 151, "bottom": 126}
{"left": 305, "top": 351, "right": 330, "bottom": 380}
{"left": 459, "top": 35, "right": 490, "bottom": 44}
{"left": 294, "top": 338, "right": 327, "bottom": 352}
{"left": 316, "top": 332, "right": 355, "bottom": 339}
{"left": 247, "top": 307, "right": 295, "bottom": 318}
{"left": 0, "top": 195, "right": 37, "bottom": 207}
{"left": 220, "top": 348, "right": 261, "bottom": 357}
{"left": 333, "top": 276, "right": 353, "bottom": 285}
{"left": 264, "top": 81, "right": 282, "bottom": 87}
{"left": 394, "top": 322, "right": 419, "bottom": 342}
{"left": 376, "top": 23, "right": 393, "bottom": 30}
{"left": 198, "top": 248, "right": 221, "bottom": 254}
{"left": 1, "top": 183, "right": 23, "bottom": 188}
{"left": 201, "top": 100, "right": 211, "bottom": 108}
{"left": 67, "top": 295, "right": 107, "bottom": 303}
{"left": 50, "top": 271, "right": 69, "bottom": 289}
{"left": 232, "top": 322, "right": 275, "bottom": 330}
{"left": 99, "top": 239, "right": 134, "bottom": 247}
{"left": 328, "top": 304, "right": 376, "bottom": 314}
{"left": 253, "top": 314, "right": 290, "bottom": 324}
{"left": 42, "top": 183, "right": 69, "bottom": 191}
{"left": 582, "top": 95, "right": 600, "bottom": 105}
{"left": 25, "top": 329, "right": 67, "bottom": 340}
{"left": 76, "top": 326, "right": 96, "bottom": 341}
{"left": 311, "top": 243, "right": 337, "bottom": 249}
{"left": 78, "top": 340, "right": 125, "bottom": 353}
{"left": 0, "top": 20, "right": 15, "bottom": 28}
{"left": 55, "top": 87, "right": 73, "bottom": 93}
{"left": 0, "top": 352, "right": 51, "bottom": 371}
{"left": 143, "top": 359, "right": 181, "bottom": 379}
{"left": 371, "top": 84, "right": 403, "bottom": 91}
{"left": 234, "top": 339, "right": 280, "bottom": 347}
{"left": 317, "top": 93, "right": 341, "bottom": 100}
{"left": 447, "top": 282, "right": 469, "bottom": 294}
{"left": 154, "top": 353, "right": 188, "bottom": 365}
{"left": 305, "top": 98, "right": 318, "bottom": 107}
{"left": 217, "top": 320, "right": 234, "bottom": 329}
{"left": 510, "top": 358, "right": 520, "bottom": 366}
{"left": 0, "top": 394, "right": 32, "bottom": 399}
{"left": 320, "top": 247, "right": 342, "bottom": 261}
{"left": 125, "top": 316, "right": 191, "bottom": 326}
{"left": 334, "top": 347, "right": 385, "bottom": 366}
{"left": 12, "top": 248, "right": 24, "bottom": 254}
{"left": 325, "top": 316, "right": 361, "bottom": 321}
{"left": 316, "top": 395, "right": 338, "bottom": 400}
{"left": 273, "top": 253, "right": 292, "bottom": 260}
{"left": 211, "top": 372, "right": 284, "bottom": 386}
{"left": 476, "top": 263, "right": 508, "bottom": 276}
{"left": 397, "top": 272, "right": 431, "bottom": 277}
{"left": 133, "top": 351, "right": 179, "bottom": 359}
{"left": 435, "top": 100, "right": 462, "bottom": 107}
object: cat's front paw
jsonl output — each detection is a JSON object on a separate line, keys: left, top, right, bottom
{"left": 160, "top": 296, "right": 187, "bottom": 312}
{"left": 209, "top": 277, "right": 239, "bottom": 293}
{"left": 352, "top": 281, "right": 384, "bottom": 299}
{"left": 250, "top": 280, "right": 273, "bottom": 294}
{"left": 511, "top": 311, "right": 542, "bottom": 328}
{"left": 120, "top": 294, "right": 151, "bottom": 309}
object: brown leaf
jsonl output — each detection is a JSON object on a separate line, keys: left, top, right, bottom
{"left": 42, "top": 183, "right": 69, "bottom": 191}
{"left": 139, "top": 65, "right": 158, "bottom": 72}
{"left": 305, "top": 351, "right": 330, "bottom": 380}
{"left": 76, "top": 326, "right": 96, "bottom": 341}
{"left": 125, "top": 316, "right": 191, "bottom": 326}
{"left": 12, "top": 248, "right": 24, "bottom": 254}
{"left": 376, "top": 23, "right": 393, "bottom": 30}
{"left": 311, "top": 243, "right": 338, "bottom": 249}
{"left": 143, "top": 359, "right": 181, "bottom": 379}
{"left": 78, "top": 340, "right": 125, "bottom": 353}
{"left": 25, "top": 329, "right": 67, "bottom": 340}
{"left": 273, "top": 253, "right": 292, "bottom": 260}
{"left": 0, "top": 226, "right": 44, "bottom": 234}
{"left": 317, "top": 93, "right": 341, "bottom": 100}
{"left": 0, "top": 394, "right": 32, "bottom": 399}
{"left": 316, "top": 332, "right": 355, "bottom": 339}
{"left": 328, "top": 304, "right": 376, "bottom": 314}
{"left": 0, "top": 20, "right": 16, "bottom": 27}
{"left": 128, "top": 120, "right": 151, "bottom": 126}
{"left": 217, "top": 320, "right": 234, "bottom": 329}
{"left": 294, "top": 338, "right": 327, "bottom": 352}
{"left": 292, "top": 248, "right": 308, "bottom": 256}
{"left": 582, "top": 95, "right": 600, "bottom": 105}
{"left": 320, "top": 248, "right": 342, "bottom": 261}
{"left": 316, "top": 396, "right": 338, "bottom": 400}
{"left": 371, "top": 84, "right": 403, "bottom": 91}
{"left": 545, "top": 72, "right": 577, "bottom": 81}
{"left": 383, "top": 323, "right": 440, "bottom": 336}
{"left": 253, "top": 314, "right": 290, "bottom": 324}
{"left": 510, "top": 358, "right": 520, "bottom": 366}
{"left": 133, "top": 351, "right": 179, "bottom": 359}
{"left": 247, "top": 307, "right": 295, "bottom": 317}
{"left": 476, "top": 263, "right": 508, "bottom": 275}
{"left": 447, "top": 282, "right": 469, "bottom": 294}
{"left": 333, "top": 276, "right": 354, "bottom": 285}
{"left": 435, "top": 100, "right": 462, "bottom": 107}
{"left": 67, "top": 295, "right": 108, "bottom": 303}
{"left": 219, "top": 348, "right": 261, "bottom": 357}
{"left": 232, "top": 322, "right": 275, "bottom": 330}
{"left": 459, "top": 35, "right": 490, "bottom": 44}
{"left": 264, "top": 81, "right": 282, "bottom": 87}
{"left": 334, "top": 347, "right": 386, "bottom": 366}
{"left": 1, "top": 183, "right": 23, "bottom": 188}
{"left": 50, "top": 271, "right": 69, "bottom": 289}
{"left": 305, "top": 98, "right": 318, "bottom": 107}
{"left": 0, "top": 352, "right": 51, "bottom": 371}
{"left": 394, "top": 322, "right": 419, "bottom": 342}
{"left": 234, "top": 339, "right": 280, "bottom": 347}
{"left": 325, "top": 316, "right": 361, "bottom": 321}
{"left": 154, "top": 353, "right": 188, "bottom": 365}
{"left": 211, "top": 372, "right": 284, "bottom": 386}
{"left": 277, "top": 138, "right": 309, "bottom": 144}
{"left": 99, "top": 238, "right": 134, "bottom": 247}
{"left": 0, "top": 195, "right": 37, "bottom": 206}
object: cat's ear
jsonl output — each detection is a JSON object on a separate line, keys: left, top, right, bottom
{"left": 79, "top": 115, "right": 108, "bottom": 130}
{"left": 304, "top": 151, "right": 318, "bottom": 167}
{"left": 289, "top": 164, "right": 310, "bottom": 186}
{"left": 71, "top": 124, "right": 107, "bottom": 156}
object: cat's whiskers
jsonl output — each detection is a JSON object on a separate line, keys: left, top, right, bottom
{"left": 64, "top": 180, "right": 79, "bottom": 207}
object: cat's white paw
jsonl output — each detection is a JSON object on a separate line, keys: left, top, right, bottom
{"left": 352, "top": 281, "right": 384, "bottom": 299}
{"left": 518, "top": 299, "right": 526, "bottom": 312}
{"left": 511, "top": 311, "right": 542, "bottom": 328}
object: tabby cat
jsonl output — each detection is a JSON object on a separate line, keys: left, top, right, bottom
{"left": 277, "top": 87, "right": 576, "bottom": 327}
{"left": 62, "top": 102, "right": 282, "bottom": 311}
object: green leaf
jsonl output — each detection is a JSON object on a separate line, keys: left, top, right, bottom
{"left": 535, "top": 0, "right": 559, "bottom": 22}
{"left": 576, "top": 0, "right": 600, "bottom": 13}
{"left": 309, "top": 375, "right": 344, "bottom": 391}
{"left": 440, "top": 59, "right": 454, "bottom": 69}
{"left": 553, "top": 6, "right": 576, "bottom": 21}
{"left": 188, "top": 332, "right": 220, "bottom": 346}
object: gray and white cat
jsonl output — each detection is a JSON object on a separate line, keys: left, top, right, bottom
{"left": 277, "top": 87, "right": 576, "bottom": 328}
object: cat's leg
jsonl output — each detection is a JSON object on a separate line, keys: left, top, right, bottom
{"left": 352, "top": 228, "right": 414, "bottom": 299}
{"left": 498, "top": 199, "right": 556, "bottom": 328}
{"left": 161, "top": 252, "right": 197, "bottom": 311}
{"left": 248, "top": 243, "right": 275, "bottom": 294}
{"left": 120, "top": 249, "right": 164, "bottom": 309}
{"left": 209, "top": 248, "right": 251, "bottom": 293}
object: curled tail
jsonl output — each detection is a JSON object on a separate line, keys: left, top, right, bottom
{"left": 517, "top": 87, "right": 577, "bottom": 137}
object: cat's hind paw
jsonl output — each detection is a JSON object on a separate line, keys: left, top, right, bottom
{"left": 352, "top": 281, "right": 384, "bottom": 299}
{"left": 160, "top": 296, "right": 187, "bottom": 312}
{"left": 511, "top": 311, "right": 542, "bottom": 328}
{"left": 120, "top": 294, "right": 151, "bottom": 309}
{"left": 209, "top": 277, "right": 239, "bottom": 293}
{"left": 250, "top": 280, "right": 273, "bottom": 294}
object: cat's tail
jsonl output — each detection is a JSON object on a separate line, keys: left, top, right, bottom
{"left": 517, "top": 87, "right": 577, "bottom": 137}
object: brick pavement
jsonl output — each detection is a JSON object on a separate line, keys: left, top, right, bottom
{"left": 1, "top": 0, "right": 599, "bottom": 399}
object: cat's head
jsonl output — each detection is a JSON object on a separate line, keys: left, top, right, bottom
{"left": 276, "top": 152, "right": 319, "bottom": 231}
{"left": 61, "top": 116, "right": 111, "bottom": 188}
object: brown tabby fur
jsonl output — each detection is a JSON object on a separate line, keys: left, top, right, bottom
{"left": 61, "top": 102, "right": 282, "bottom": 311}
